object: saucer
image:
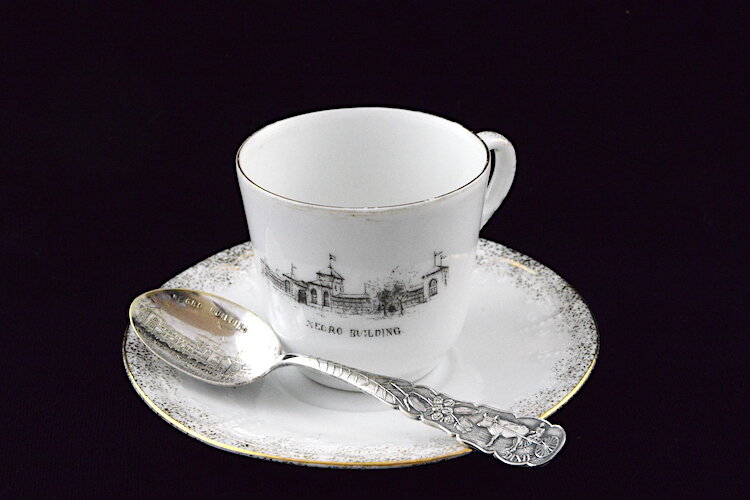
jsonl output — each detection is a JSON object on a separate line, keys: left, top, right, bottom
{"left": 123, "top": 239, "right": 598, "bottom": 468}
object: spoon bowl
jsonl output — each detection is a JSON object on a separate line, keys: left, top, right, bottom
{"left": 130, "top": 289, "right": 282, "bottom": 386}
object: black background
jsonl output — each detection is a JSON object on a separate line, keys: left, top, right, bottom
{"left": 2, "top": 2, "right": 746, "bottom": 498}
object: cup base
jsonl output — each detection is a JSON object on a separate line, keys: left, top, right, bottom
{"left": 301, "top": 363, "right": 438, "bottom": 392}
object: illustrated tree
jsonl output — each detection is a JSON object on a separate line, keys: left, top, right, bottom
{"left": 376, "top": 281, "right": 407, "bottom": 317}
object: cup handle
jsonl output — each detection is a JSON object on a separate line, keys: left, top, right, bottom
{"left": 477, "top": 131, "right": 516, "bottom": 229}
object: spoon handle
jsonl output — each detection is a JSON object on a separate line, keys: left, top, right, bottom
{"left": 281, "top": 354, "right": 565, "bottom": 466}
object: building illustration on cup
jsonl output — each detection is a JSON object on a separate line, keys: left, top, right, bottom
{"left": 261, "top": 251, "right": 449, "bottom": 317}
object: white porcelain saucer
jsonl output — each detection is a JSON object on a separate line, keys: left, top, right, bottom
{"left": 123, "top": 239, "right": 598, "bottom": 468}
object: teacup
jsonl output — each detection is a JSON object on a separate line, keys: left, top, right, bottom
{"left": 236, "top": 107, "right": 515, "bottom": 389}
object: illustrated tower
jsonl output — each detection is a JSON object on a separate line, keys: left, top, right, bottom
{"left": 421, "top": 251, "right": 449, "bottom": 298}
{"left": 314, "top": 254, "right": 344, "bottom": 294}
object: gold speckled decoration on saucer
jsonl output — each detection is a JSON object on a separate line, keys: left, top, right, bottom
{"left": 123, "top": 239, "right": 598, "bottom": 468}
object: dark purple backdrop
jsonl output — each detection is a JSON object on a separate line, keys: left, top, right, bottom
{"left": 2, "top": 2, "right": 745, "bottom": 497}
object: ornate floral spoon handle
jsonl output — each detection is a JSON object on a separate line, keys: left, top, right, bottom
{"left": 281, "top": 354, "right": 566, "bottom": 466}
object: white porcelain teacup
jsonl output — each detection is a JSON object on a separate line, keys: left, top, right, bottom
{"left": 237, "top": 107, "right": 515, "bottom": 389}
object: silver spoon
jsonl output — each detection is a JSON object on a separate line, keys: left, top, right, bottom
{"left": 130, "top": 288, "right": 566, "bottom": 466}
